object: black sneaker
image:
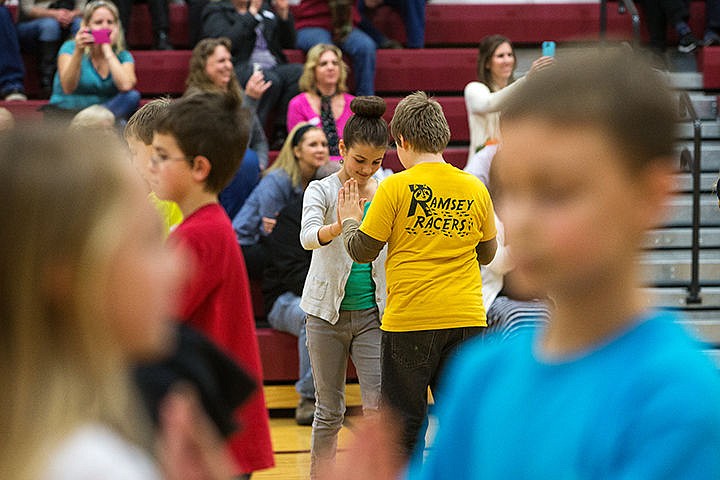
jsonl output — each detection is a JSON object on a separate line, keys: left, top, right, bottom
{"left": 295, "top": 397, "right": 315, "bottom": 426}
{"left": 705, "top": 30, "right": 720, "bottom": 47}
{"left": 678, "top": 33, "right": 699, "bottom": 53}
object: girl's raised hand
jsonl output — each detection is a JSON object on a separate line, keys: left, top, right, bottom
{"left": 337, "top": 178, "right": 366, "bottom": 224}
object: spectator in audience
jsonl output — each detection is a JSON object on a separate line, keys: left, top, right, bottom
{"left": 463, "top": 35, "right": 552, "bottom": 340}
{"left": 0, "top": 107, "right": 15, "bottom": 131}
{"left": 46, "top": 0, "right": 140, "bottom": 122}
{"left": 124, "top": 97, "right": 184, "bottom": 237}
{"left": 202, "top": 0, "right": 303, "bottom": 147}
{"left": 464, "top": 35, "right": 552, "bottom": 170}
{"left": 300, "top": 96, "right": 388, "bottom": 477}
{"left": 185, "top": 37, "right": 270, "bottom": 218}
{"left": 116, "top": 0, "right": 172, "bottom": 50}
{"left": 644, "top": 0, "right": 720, "bottom": 53}
{"left": 0, "top": 125, "right": 236, "bottom": 480}
{"left": 0, "top": 3, "right": 28, "bottom": 101}
{"left": 357, "top": 0, "right": 425, "bottom": 49}
{"left": 339, "top": 92, "right": 497, "bottom": 458}
{"left": 262, "top": 192, "right": 316, "bottom": 425}
{"left": 17, "top": 0, "right": 85, "bottom": 95}
{"left": 294, "top": 0, "right": 376, "bottom": 96}
{"left": 288, "top": 43, "right": 354, "bottom": 163}
{"left": 151, "top": 92, "right": 274, "bottom": 477}
{"left": 233, "top": 122, "right": 329, "bottom": 280}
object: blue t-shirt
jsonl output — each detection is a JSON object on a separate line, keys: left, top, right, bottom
{"left": 49, "top": 40, "right": 134, "bottom": 111}
{"left": 406, "top": 310, "right": 720, "bottom": 479}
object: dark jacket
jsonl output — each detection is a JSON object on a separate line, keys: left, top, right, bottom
{"left": 262, "top": 192, "right": 311, "bottom": 313}
{"left": 201, "top": 0, "right": 296, "bottom": 65}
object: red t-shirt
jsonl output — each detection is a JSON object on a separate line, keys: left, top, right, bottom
{"left": 170, "top": 203, "right": 274, "bottom": 473}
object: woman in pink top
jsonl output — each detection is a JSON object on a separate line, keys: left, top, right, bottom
{"left": 287, "top": 43, "right": 354, "bottom": 162}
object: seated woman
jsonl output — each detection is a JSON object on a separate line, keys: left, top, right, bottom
{"left": 185, "top": 37, "right": 270, "bottom": 218}
{"left": 287, "top": 43, "right": 353, "bottom": 163}
{"left": 47, "top": 0, "right": 140, "bottom": 122}
{"left": 233, "top": 122, "right": 329, "bottom": 280}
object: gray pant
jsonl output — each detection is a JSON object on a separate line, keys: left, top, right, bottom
{"left": 306, "top": 307, "right": 381, "bottom": 477}
{"left": 266, "top": 292, "right": 315, "bottom": 400}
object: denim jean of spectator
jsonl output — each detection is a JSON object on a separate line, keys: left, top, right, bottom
{"left": 17, "top": 16, "right": 82, "bottom": 47}
{"left": 0, "top": 7, "right": 25, "bottom": 96}
{"left": 296, "top": 27, "right": 376, "bottom": 96}
{"left": 104, "top": 89, "right": 141, "bottom": 121}
{"left": 266, "top": 292, "right": 315, "bottom": 400}
{"left": 381, "top": 326, "right": 484, "bottom": 456}
{"left": 357, "top": 0, "right": 426, "bottom": 48}
{"left": 306, "top": 306, "right": 381, "bottom": 475}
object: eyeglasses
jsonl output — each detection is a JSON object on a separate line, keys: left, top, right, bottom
{"left": 150, "top": 153, "right": 192, "bottom": 167}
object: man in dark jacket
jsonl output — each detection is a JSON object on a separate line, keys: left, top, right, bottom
{"left": 262, "top": 192, "right": 316, "bottom": 425}
{"left": 202, "top": 0, "right": 302, "bottom": 146}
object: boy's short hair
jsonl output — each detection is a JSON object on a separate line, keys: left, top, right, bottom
{"left": 502, "top": 48, "right": 677, "bottom": 172}
{"left": 390, "top": 91, "right": 451, "bottom": 154}
{"left": 124, "top": 97, "right": 172, "bottom": 144}
{"left": 70, "top": 105, "right": 114, "bottom": 131}
{"left": 154, "top": 92, "right": 249, "bottom": 194}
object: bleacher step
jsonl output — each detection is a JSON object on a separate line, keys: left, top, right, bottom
{"left": 646, "top": 286, "right": 720, "bottom": 308}
{"left": 645, "top": 227, "right": 720, "bottom": 249}
{"left": 664, "top": 196, "right": 720, "bottom": 227}
{"left": 641, "top": 249, "right": 720, "bottom": 284}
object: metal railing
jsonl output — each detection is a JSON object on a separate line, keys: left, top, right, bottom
{"left": 599, "top": 0, "right": 641, "bottom": 47}
{"left": 679, "top": 91, "right": 703, "bottom": 304}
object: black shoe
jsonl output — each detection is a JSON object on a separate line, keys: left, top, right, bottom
{"left": 678, "top": 33, "right": 699, "bottom": 53}
{"left": 154, "top": 31, "right": 173, "bottom": 50}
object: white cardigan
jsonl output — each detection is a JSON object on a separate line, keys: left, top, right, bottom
{"left": 300, "top": 173, "right": 387, "bottom": 324}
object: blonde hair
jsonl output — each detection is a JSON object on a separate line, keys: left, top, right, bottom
{"left": 266, "top": 122, "right": 322, "bottom": 188}
{"left": 0, "top": 125, "right": 151, "bottom": 479}
{"left": 81, "top": 0, "right": 126, "bottom": 53}
{"left": 298, "top": 43, "right": 348, "bottom": 93}
{"left": 70, "top": 104, "right": 115, "bottom": 131}
{"left": 390, "top": 91, "right": 451, "bottom": 154}
{"left": 185, "top": 37, "right": 243, "bottom": 105}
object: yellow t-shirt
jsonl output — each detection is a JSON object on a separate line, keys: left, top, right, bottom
{"left": 149, "top": 192, "right": 183, "bottom": 238}
{"left": 360, "top": 162, "right": 496, "bottom": 332}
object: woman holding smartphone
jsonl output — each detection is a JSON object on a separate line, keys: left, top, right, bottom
{"left": 47, "top": 0, "right": 140, "bottom": 122}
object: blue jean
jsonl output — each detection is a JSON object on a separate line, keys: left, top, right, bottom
{"left": 17, "top": 16, "right": 82, "bottom": 46}
{"left": 296, "top": 27, "right": 376, "bottom": 96}
{"left": 306, "top": 307, "right": 381, "bottom": 477}
{"left": 266, "top": 291, "right": 315, "bottom": 400}
{"left": 381, "top": 326, "right": 484, "bottom": 457}
{"left": 0, "top": 7, "right": 25, "bottom": 95}
{"left": 103, "top": 89, "right": 141, "bottom": 121}
{"left": 357, "top": 0, "right": 426, "bottom": 48}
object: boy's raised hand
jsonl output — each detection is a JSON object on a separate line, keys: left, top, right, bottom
{"left": 337, "top": 178, "right": 366, "bottom": 224}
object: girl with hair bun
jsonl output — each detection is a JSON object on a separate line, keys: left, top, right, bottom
{"left": 300, "top": 95, "right": 389, "bottom": 478}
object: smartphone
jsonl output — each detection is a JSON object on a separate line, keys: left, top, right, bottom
{"left": 91, "top": 28, "right": 112, "bottom": 44}
{"left": 253, "top": 62, "right": 262, "bottom": 74}
{"left": 542, "top": 41, "right": 556, "bottom": 57}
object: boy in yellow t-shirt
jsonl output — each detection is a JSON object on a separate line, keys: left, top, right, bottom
{"left": 337, "top": 91, "right": 497, "bottom": 457}
{"left": 124, "top": 98, "right": 183, "bottom": 237}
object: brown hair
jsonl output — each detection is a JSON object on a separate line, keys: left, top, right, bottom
{"left": 390, "top": 91, "right": 450, "bottom": 154}
{"left": 298, "top": 43, "right": 349, "bottom": 93}
{"left": 185, "top": 37, "right": 243, "bottom": 105}
{"left": 154, "top": 92, "right": 250, "bottom": 193}
{"left": 124, "top": 97, "right": 172, "bottom": 144}
{"left": 502, "top": 48, "right": 677, "bottom": 172}
{"left": 476, "top": 34, "right": 516, "bottom": 91}
{"left": 343, "top": 96, "right": 389, "bottom": 149}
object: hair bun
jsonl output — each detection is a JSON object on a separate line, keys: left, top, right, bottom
{"left": 350, "top": 96, "right": 386, "bottom": 119}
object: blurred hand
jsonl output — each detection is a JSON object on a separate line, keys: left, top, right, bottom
{"left": 262, "top": 216, "right": 277, "bottom": 234}
{"left": 245, "top": 70, "right": 272, "bottom": 99}
{"left": 74, "top": 27, "right": 94, "bottom": 49}
{"left": 55, "top": 8, "right": 74, "bottom": 27}
{"left": 271, "top": 0, "right": 289, "bottom": 19}
{"left": 248, "top": 0, "right": 262, "bottom": 15}
{"left": 527, "top": 56, "right": 554, "bottom": 77}
{"left": 364, "top": 0, "right": 383, "bottom": 8}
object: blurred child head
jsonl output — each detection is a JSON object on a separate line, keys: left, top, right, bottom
{"left": 151, "top": 92, "right": 249, "bottom": 198}
{"left": 494, "top": 48, "right": 677, "bottom": 298}
{"left": 390, "top": 91, "right": 451, "bottom": 157}
{"left": 124, "top": 97, "right": 171, "bottom": 188}
{"left": 268, "top": 122, "right": 328, "bottom": 188}
{"left": 0, "top": 107, "right": 15, "bottom": 132}
{"left": 339, "top": 96, "right": 389, "bottom": 185}
{"left": 0, "top": 125, "right": 185, "bottom": 477}
{"left": 70, "top": 104, "right": 115, "bottom": 132}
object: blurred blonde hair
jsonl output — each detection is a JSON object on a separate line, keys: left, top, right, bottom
{"left": 266, "top": 122, "right": 323, "bottom": 188}
{"left": 298, "top": 43, "right": 348, "bottom": 94}
{"left": 0, "top": 125, "right": 151, "bottom": 479}
{"left": 70, "top": 104, "right": 115, "bottom": 131}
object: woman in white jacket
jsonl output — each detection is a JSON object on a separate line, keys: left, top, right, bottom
{"left": 300, "top": 96, "right": 389, "bottom": 478}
